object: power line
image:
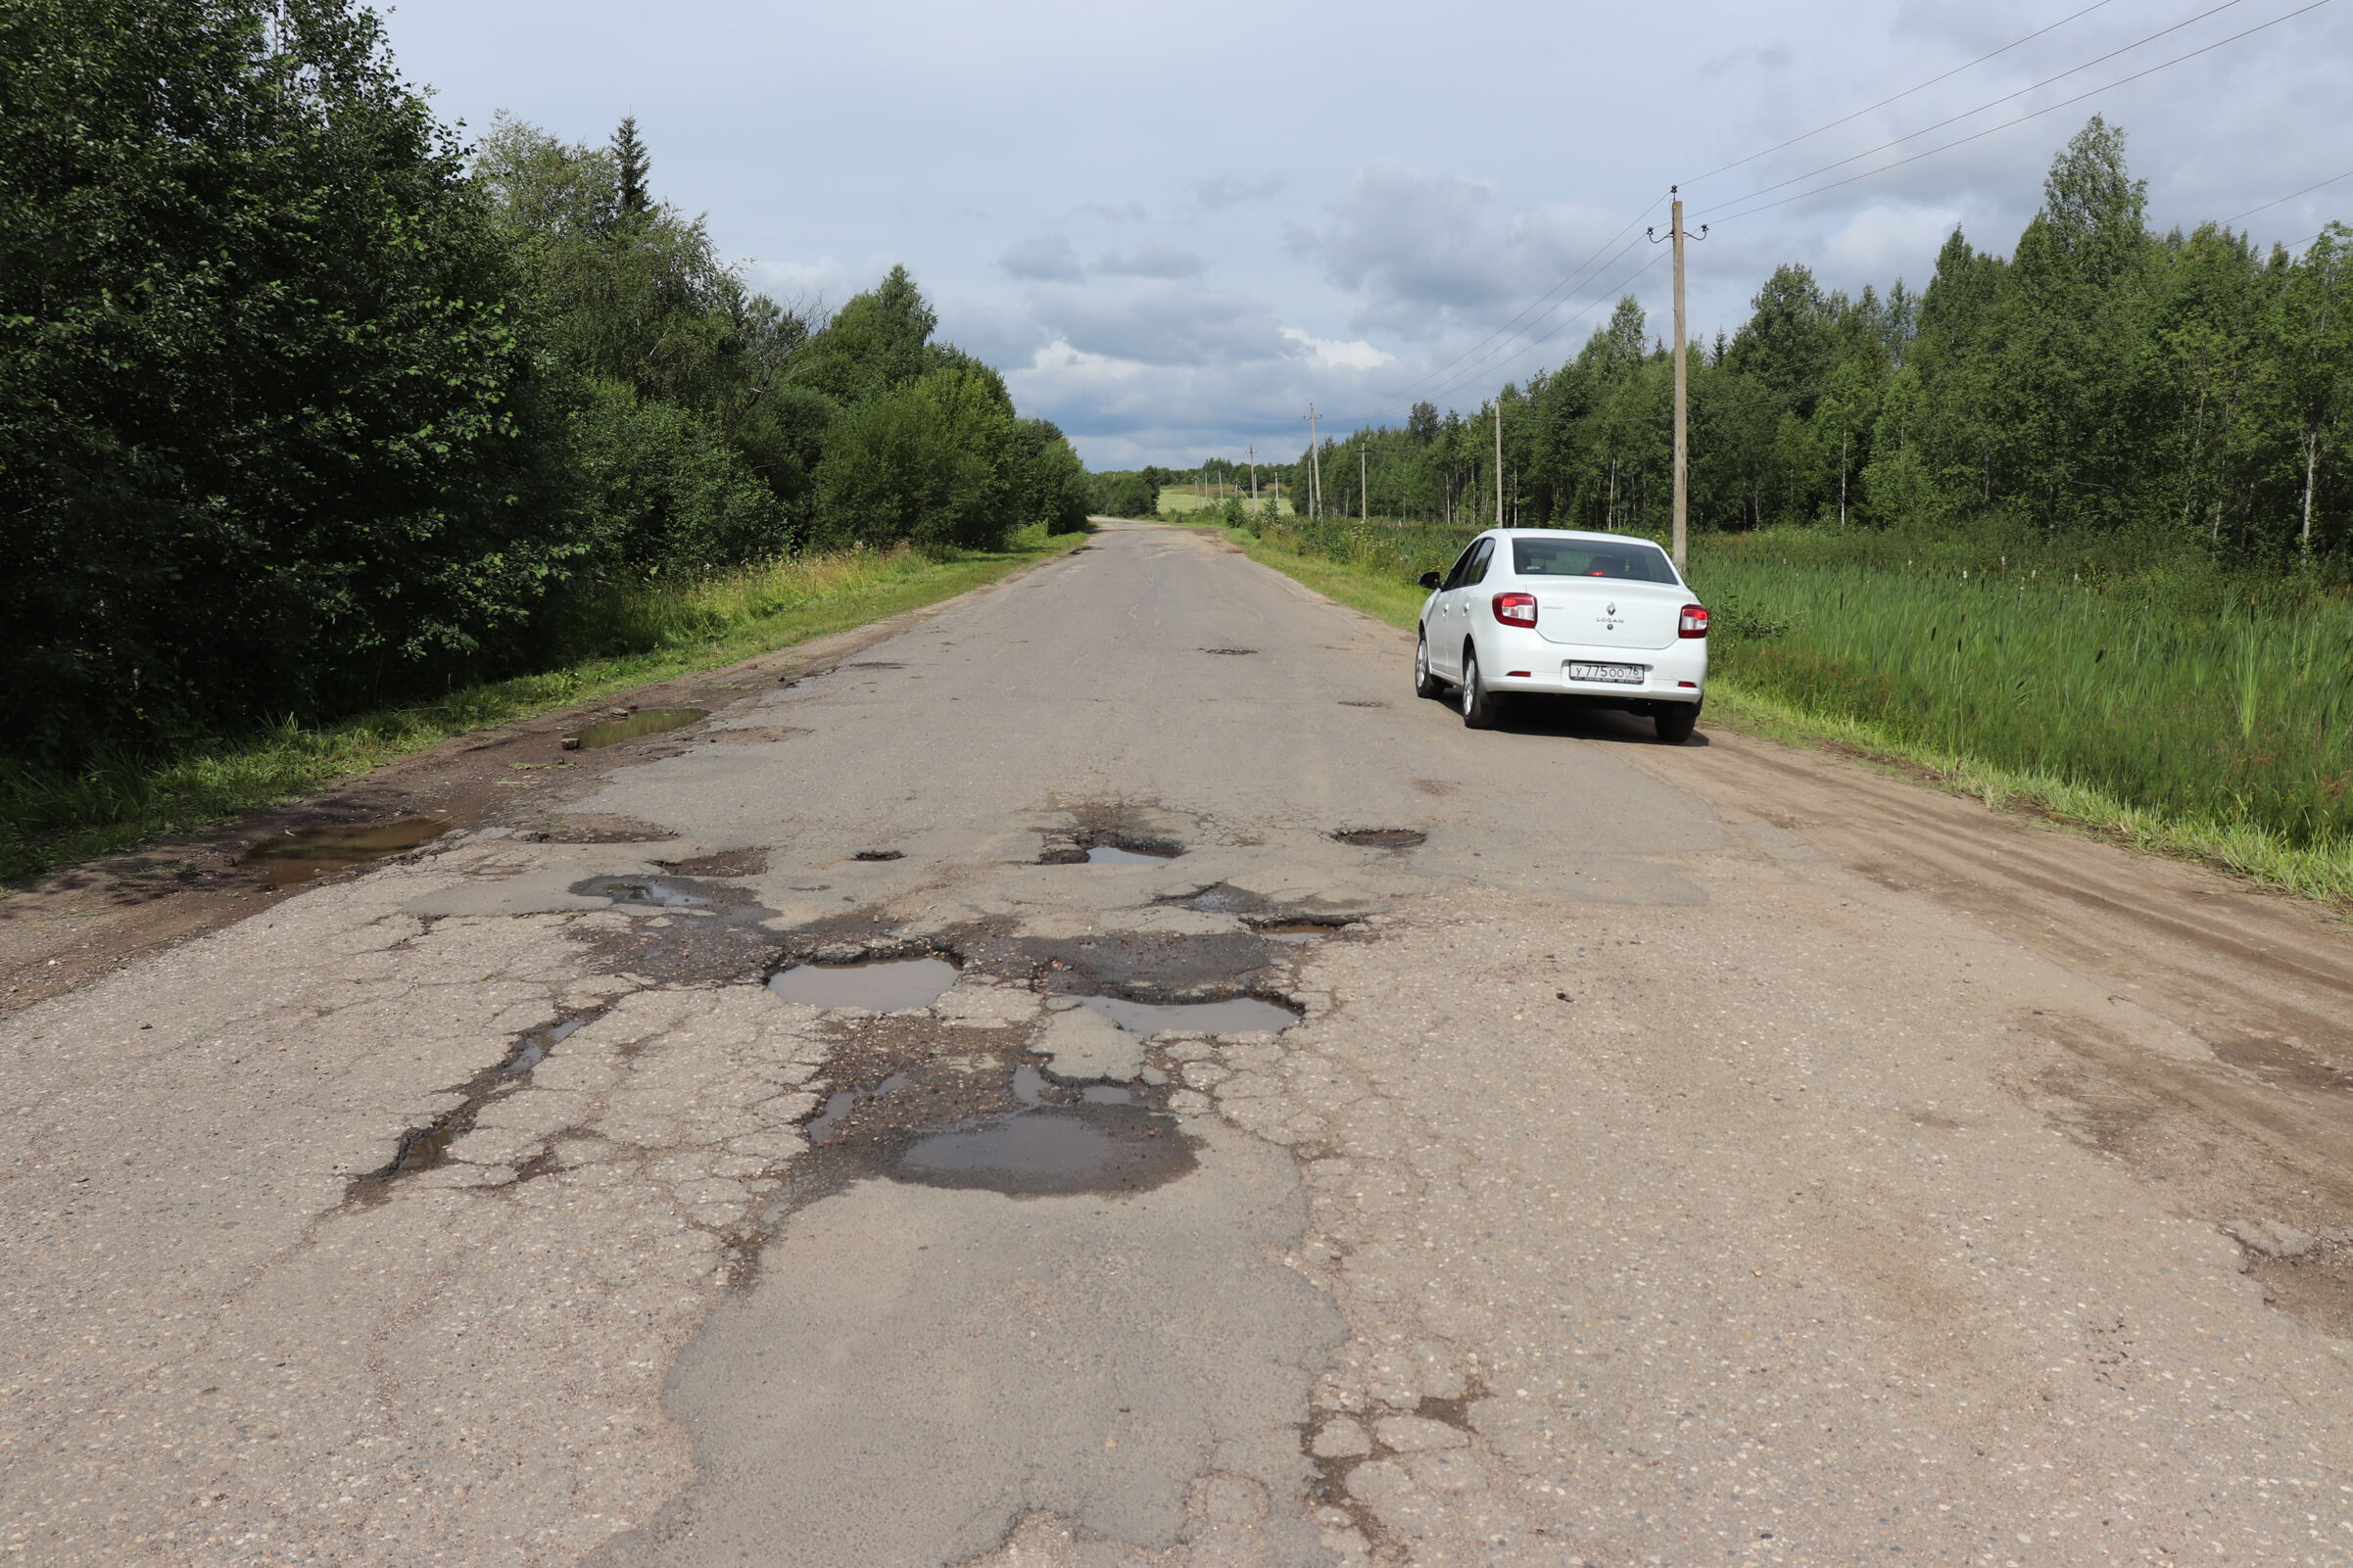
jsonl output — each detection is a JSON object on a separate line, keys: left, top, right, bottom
{"left": 1376, "top": 193, "right": 1668, "bottom": 404}
{"left": 2225, "top": 167, "right": 2353, "bottom": 223}
{"left": 1418, "top": 250, "right": 1669, "bottom": 410}
{"left": 1698, "top": 0, "right": 2265, "bottom": 220}
{"left": 1410, "top": 230, "right": 1657, "bottom": 409}
{"left": 1703, "top": 0, "right": 2337, "bottom": 226}
{"left": 1683, "top": 0, "right": 2123, "bottom": 187}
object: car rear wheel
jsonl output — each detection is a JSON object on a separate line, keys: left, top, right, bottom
{"left": 1415, "top": 636, "right": 1444, "bottom": 699}
{"left": 1654, "top": 700, "right": 1701, "bottom": 744}
{"left": 1459, "top": 645, "right": 1502, "bottom": 730}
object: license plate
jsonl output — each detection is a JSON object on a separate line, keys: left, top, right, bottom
{"left": 1567, "top": 662, "right": 1643, "bottom": 684}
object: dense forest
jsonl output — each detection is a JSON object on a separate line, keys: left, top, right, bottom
{"left": 1276, "top": 119, "right": 2348, "bottom": 567}
{"left": 0, "top": 0, "right": 1087, "bottom": 773}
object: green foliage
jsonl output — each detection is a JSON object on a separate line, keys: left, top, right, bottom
{"left": 1303, "top": 118, "right": 2349, "bottom": 568}
{"left": 813, "top": 368, "right": 1024, "bottom": 553}
{"left": 1089, "top": 470, "right": 1161, "bottom": 518}
{"left": 0, "top": 0, "right": 1090, "bottom": 837}
{"left": 0, "top": 0, "right": 576, "bottom": 768}
{"left": 1700, "top": 533, "right": 2353, "bottom": 856}
{"left": 569, "top": 379, "right": 792, "bottom": 569}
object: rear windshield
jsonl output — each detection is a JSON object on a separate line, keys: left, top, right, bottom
{"left": 1511, "top": 538, "right": 1679, "bottom": 583}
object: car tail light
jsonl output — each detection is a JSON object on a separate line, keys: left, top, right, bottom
{"left": 1492, "top": 592, "right": 1538, "bottom": 629}
{"left": 1678, "top": 604, "right": 1709, "bottom": 638}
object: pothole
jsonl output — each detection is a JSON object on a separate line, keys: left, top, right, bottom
{"left": 1200, "top": 647, "right": 1259, "bottom": 656}
{"left": 1337, "top": 699, "right": 1387, "bottom": 708}
{"left": 239, "top": 818, "right": 452, "bottom": 887}
{"left": 894, "top": 1105, "right": 1192, "bottom": 1196}
{"left": 1039, "top": 836, "right": 1184, "bottom": 866}
{"left": 654, "top": 848, "right": 769, "bottom": 878}
{"left": 767, "top": 955, "right": 961, "bottom": 1012}
{"left": 1330, "top": 828, "right": 1426, "bottom": 849}
{"left": 852, "top": 849, "right": 906, "bottom": 862}
{"left": 562, "top": 707, "right": 708, "bottom": 748}
{"left": 345, "top": 1009, "right": 603, "bottom": 1204}
{"left": 572, "top": 874, "right": 755, "bottom": 910}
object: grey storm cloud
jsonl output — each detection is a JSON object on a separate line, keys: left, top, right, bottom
{"left": 1022, "top": 279, "right": 1283, "bottom": 369}
{"left": 377, "top": 0, "right": 2353, "bottom": 465}
{"left": 1192, "top": 174, "right": 1283, "bottom": 213}
{"left": 1093, "top": 243, "right": 1207, "bottom": 279}
{"left": 998, "top": 232, "right": 1085, "bottom": 283}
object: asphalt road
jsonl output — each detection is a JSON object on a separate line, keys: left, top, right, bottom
{"left": 7, "top": 520, "right": 2353, "bottom": 1567}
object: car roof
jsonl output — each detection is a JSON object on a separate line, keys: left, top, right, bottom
{"left": 1488, "top": 528, "right": 1668, "bottom": 548}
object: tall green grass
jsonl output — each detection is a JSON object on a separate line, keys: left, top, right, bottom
{"left": 1229, "top": 514, "right": 2353, "bottom": 902}
{"left": 1700, "top": 538, "right": 2353, "bottom": 859}
{"left": 0, "top": 530, "right": 1084, "bottom": 880}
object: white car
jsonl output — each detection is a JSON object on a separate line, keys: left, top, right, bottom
{"left": 1414, "top": 528, "right": 1709, "bottom": 742}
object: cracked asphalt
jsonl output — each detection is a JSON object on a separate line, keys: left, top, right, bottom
{"left": 7, "top": 520, "right": 2353, "bottom": 1566}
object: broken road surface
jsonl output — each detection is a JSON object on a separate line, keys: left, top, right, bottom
{"left": 8, "top": 520, "right": 2353, "bottom": 1566}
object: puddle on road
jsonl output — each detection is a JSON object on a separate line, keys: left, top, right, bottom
{"left": 806, "top": 1071, "right": 913, "bottom": 1144}
{"left": 505, "top": 1017, "right": 587, "bottom": 1074}
{"left": 239, "top": 818, "right": 452, "bottom": 886}
{"left": 574, "top": 874, "right": 747, "bottom": 910}
{"left": 891, "top": 1104, "right": 1194, "bottom": 1197}
{"left": 1039, "top": 838, "right": 1185, "bottom": 866}
{"left": 768, "top": 956, "right": 961, "bottom": 1012}
{"left": 1075, "top": 993, "right": 1299, "bottom": 1036}
{"left": 1331, "top": 827, "right": 1426, "bottom": 849}
{"left": 565, "top": 707, "right": 707, "bottom": 748}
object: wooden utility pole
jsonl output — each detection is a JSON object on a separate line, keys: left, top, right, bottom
{"left": 1670, "top": 189, "right": 1690, "bottom": 570}
{"left": 1305, "top": 404, "right": 1322, "bottom": 518}
{"left": 1247, "top": 444, "right": 1258, "bottom": 510}
{"left": 1360, "top": 445, "right": 1369, "bottom": 523}
{"left": 1493, "top": 402, "right": 1505, "bottom": 527}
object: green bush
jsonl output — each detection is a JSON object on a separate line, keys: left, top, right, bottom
{"left": 812, "top": 368, "right": 1022, "bottom": 553}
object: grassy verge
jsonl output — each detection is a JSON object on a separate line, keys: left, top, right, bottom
{"left": 2, "top": 529, "right": 1087, "bottom": 881}
{"left": 1204, "top": 521, "right": 2353, "bottom": 907}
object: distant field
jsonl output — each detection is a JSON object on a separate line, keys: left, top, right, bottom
{"left": 1157, "top": 489, "right": 1293, "bottom": 516}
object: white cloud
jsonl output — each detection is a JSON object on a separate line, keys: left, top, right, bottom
{"left": 1279, "top": 328, "right": 1394, "bottom": 371}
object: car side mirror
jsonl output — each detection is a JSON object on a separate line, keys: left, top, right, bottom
{"left": 1417, "top": 571, "right": 1442, "bottom": 590}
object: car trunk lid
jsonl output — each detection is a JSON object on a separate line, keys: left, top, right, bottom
{"left": 1527, "top": 579, "right": 1685, "bottom": 649}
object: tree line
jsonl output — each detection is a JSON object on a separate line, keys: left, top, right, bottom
{"left": 1, "top": 0, "right": 1088, "bottom": 772}
{"left": 1275, "top": 119, "right": 2348, "bottom": 567}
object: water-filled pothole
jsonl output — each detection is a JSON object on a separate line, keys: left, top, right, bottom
{"left": 806, "top": 1071, "right": 914, "bottom": 1144}
{"left": 1331, "top": 827, "right": 1426, "bottom": 849}
{"left": 892, "top": 1104, "right": 1193, "bottom": 1196}
{"left": 565, "top": 707, "right": 708, "bottom": 748}
{"left": 574, "top": 874, "right": 747, "bottom": 910}
{"left": 1075, "top": 994, "right": 1300, "bottom": 1036}
{"left": 239, "top": 818, "right": 452, "bottom": 886}
{"left": 768, "top": 956, "right": 960, "bottom": 1012}
{"left": 1040, "top": 837, "right": 1184, "bottom": 866}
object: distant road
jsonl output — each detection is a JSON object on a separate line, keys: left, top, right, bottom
{"left": 8, "top": 520, "right": 2352, "bottom": 1567}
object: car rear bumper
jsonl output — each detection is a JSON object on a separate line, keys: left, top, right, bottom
{"left": 1480, "top": 630, "right": 1706, "bottom": 702}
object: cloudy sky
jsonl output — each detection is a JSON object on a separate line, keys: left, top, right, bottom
{"left": 379, "top": 0, "right": 2351, "bottom": 468}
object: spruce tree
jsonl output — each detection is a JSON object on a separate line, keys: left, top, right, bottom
{"left": 611, "top": 115, "right": 649, "bottom": 217}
